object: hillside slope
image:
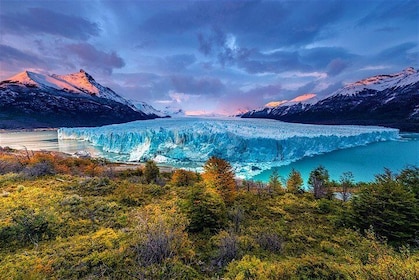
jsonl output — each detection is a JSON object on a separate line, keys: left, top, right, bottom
{"left": 242, "top": 67, "right": 419, "bottom": 131}
{"left": 0, "top": 70, "right": 164, "bottom": 129}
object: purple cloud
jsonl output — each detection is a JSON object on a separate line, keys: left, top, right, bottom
{"left": 327, "top": 59, "right": 349, "bottom": 76}
{"left": 64, "top": 43, "right": 125, "bottom": 74}
{"left": 0, "top": 8, "right": 100, "bottom": 40}
{"left": 0, "top": 45, "right": 46, "bottom": 76}
{"left": 170, "top": 75, "right": 225, "bottom": 96}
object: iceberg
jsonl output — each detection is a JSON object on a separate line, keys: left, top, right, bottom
{"left": 58, "top": 118, "right": 399, "bottom": 178}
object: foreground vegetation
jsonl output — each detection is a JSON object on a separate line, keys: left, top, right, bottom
{"left": 0, "top": 148, "right": 418, "bottom": 279}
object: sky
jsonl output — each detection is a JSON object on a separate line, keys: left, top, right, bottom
{"left": 0, "top": 0, "right": 418, "bottom": 115}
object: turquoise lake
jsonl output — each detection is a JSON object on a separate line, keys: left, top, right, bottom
{"left": 253, "top": 133, "right": 418, "bottom": 184}
{"left": 0, "top": 130, "right": 417, "bottom": 184}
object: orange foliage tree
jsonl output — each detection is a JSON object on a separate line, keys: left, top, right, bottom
{"left": 170, "top": 169, "right": 200, "bottom": 187}
{"left": 202, "top": 156, "right": 236, "bottom": 203}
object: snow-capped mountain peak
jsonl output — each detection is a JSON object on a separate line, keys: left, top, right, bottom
{"left": 263, "top": 93, "right": 318, "bottom": 108}
{"left": 6, "top": 69, "right": 137, "bottom": 109}
{"left": 8, "top": 70, "right": 82, "bottom": 93}
{"left": 52, "top": 69, "right": 100, "bottom": 95}
{"left": 330, "top": 67, "right": 419, "bottom": 97}
{"left": 241, "top": 67, "right": 419, "bottom": 131}
{"left": 1, "top": 69, "right": 163, "bottom": 128}
{"left": 131, "top": 101, "right": 168, "bottom": 117}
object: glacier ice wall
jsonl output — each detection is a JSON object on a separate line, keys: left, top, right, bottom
{"left": 58, "top": 118, "right": 399, "bottom": 178}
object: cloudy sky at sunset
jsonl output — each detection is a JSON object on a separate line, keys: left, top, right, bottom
{"left": 0, "top": 0, "right": 417, "bottom": 115}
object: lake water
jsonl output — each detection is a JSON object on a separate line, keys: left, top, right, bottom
{"left": 0, "top": 130, "right": 96, "bottom": 154}
{"left": 253, "top": 133, "right": 418, "bottom": 185}
{"left": 0, "top": 130, "right": 417, "bottom": 184}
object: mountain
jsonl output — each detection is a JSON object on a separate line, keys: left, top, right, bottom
{"left": 0, "top": 69, "right": 162, "bottom": 129}
{"left": 241, "top": 67, "right": 419, "bottom": 132}
{"left": 131, "top": 101, "right": 169, "bottom": 118}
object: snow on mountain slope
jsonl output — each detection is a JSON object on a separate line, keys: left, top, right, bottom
{"left": 52, "top": 70, "right": 136, "bottom": 109}
{"left": 242, "top": 67, "right": 419, "bottom": 131}
{"left": 245, "top": 93, "right": 318, "bottom": 116}
{"left": 8, "top": 71, "right": 83, "bottom": 93}
{"left": 132, "top": 101, "right": 168, "bottom": 117}
{"left": 329, "top": 67, "right": 419, "bottom": 97}
{"left": 0, "top": 69, "right": 162, "bottom": 128}
{"left": 6, "top": 69, "right": 136, "bottom": 109}
{"left": 58, "top": 117, "right": 399, "bottom": 178}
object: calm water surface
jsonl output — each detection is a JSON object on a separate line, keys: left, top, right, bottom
{"left": 1, "top": 130, "right": 417, "bottom": 183}
{"left": 253, "top": 133, "right": 418, "bottom": 184}
{"left": 0, "top": 130, "right": 103, "bottom": 156}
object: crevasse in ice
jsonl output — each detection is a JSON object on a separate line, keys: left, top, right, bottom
{"left": 58, "top": 117, "right": 399, "bottom": 178}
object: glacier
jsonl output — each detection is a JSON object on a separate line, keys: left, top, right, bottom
{"left": 58, "top": 118, "right": 399, "bottom": 178}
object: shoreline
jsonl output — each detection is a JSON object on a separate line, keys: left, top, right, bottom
{"left": 0, "top": 128, "right": 58, "bottom": 133}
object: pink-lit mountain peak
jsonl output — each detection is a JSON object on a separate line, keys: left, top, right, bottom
{"left": 8, "top": 70, "right": 83, "bottom": 93}
{"left": 332, "top": 67, "right": 419, "bottom": 97}
{"left": 6, "top": 69, "right": 134, "bottom": 108}
{"left": 52, "top": 69, "right": 99, "bottom": 95}
{"left": 264, "top": 93, "right": 318, "bottom": 108}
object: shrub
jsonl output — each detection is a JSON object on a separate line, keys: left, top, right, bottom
{"left": 133, "top": 204, "right": 193, "bottom": 266}
{"left": 213, "top": 230, "right": 240, "bottom": 267}
{"left": 2, "top": 206, "right": 55, "bottom": 247}
{"left": 76, "top": 177, "right": 116, "bottom": 196}
{"left": 0, "top": 158, "right": 23, "bottom": 174}
{"left": 144, "top": 160, "right": 160, "bottom": 184}
{"left": 185, "top": 183, "right": 227, "bottom": 233}
{"left": 350, "top": 170, "right": 419, "bottom": 246}
{"left": 286, "top": 168, "right": 303, "bottom": 194}
{"left": 295, "top": 256, "right": 348, "bottom": 279}
{"left": 308, "top": 165, "right": 332, "bottom": 199}
{"left": 170, "top": 169, "right": 200, "bottom": 187}
{"left": 225, "top": 255, "right": 295, "bottom": 280}
{"left": 255, "top": 231, "right": 283, "bottom": 253}
{"left": 113, "top": 183, "right": 144, "bottom": 206}
{"left": 22, "top": 161, "right": 55, "bottom": 178}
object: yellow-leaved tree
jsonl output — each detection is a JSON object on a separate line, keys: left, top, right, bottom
{"left": 202, "top": 156, "right": 236, "bottom": 203}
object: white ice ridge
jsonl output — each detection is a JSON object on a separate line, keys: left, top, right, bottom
{"left": 58, "top": 117, "right": 399, "bottom": 178}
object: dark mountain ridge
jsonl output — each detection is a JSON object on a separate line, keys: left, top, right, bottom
{"left": 241, "top": 67, "right": 419, "bottom": 132}
{"left": 0, "top": 70, "right": 164, "bottom": 129}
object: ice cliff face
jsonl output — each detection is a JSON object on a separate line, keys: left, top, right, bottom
{"left": 58, "top": 118, "right": 399, "bottom": 178}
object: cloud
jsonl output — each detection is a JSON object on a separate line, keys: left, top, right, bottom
{"left": 243, "top": 84, "right": 282, "bottom": 100}
{"left": 374, "top": 27, "right": 400, "bottom": 33}
{"left": 0, "top": 8, "right": 100, "bottom": 40}
{"left": 169, "top": 92, "right": 191, "bottom": 103}
{"left": 0, "top": 44, "right": 43, "bottom": 66}
{"left": 197, "top": 29, "right": 354, "bottom": 75}
{"left": 359, "top": 65, "right": 390, "bottom": 71}
{"left": 1, "top": 0, "right": 417, "bottom": 115}
{"left": 0, "top": 45, "right": 46, "bottom": 78}
{"left": 326, "top": 59, "right": 348, "bottom": 76}
{"left": 170, "top": 75, "right": 225, "bottom": 95}
{"left": 160, "top": 54, "right": 197, "bottom": 72}
{"left": 217, "top": 83, "right": 284, "bottom": 114}
{"left": 64, "top": 43, "right": 125, "bottom": 74}
{"left": 357, "top": 0, "right": 418, "bottom": 26}
{"left": 235, "top": 50, "right": 309, "bottom": 74}
{"left": 373, "top": 42, "right": 418, "bottom": 66}
{"left": 300, "top": 47, "right": 356, "bottom": 69}
{"left": 279, "top": 71, "right": 328, "bottom": 79}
